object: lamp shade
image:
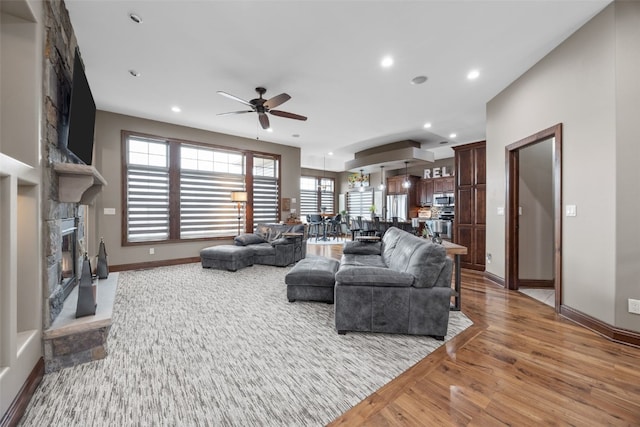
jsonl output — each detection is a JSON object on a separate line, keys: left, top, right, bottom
{"left": 230, "top": 191, "right": 248, "bottom": 202}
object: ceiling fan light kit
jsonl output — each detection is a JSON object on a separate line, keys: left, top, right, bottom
{"left": 217, "top": 87, "right": 307, "bottom": 130}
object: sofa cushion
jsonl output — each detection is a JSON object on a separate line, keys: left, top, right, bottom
{"left": 340, "top": 254, "right": 387, "bottom": 269}
{"left": 342, "top": 241, "right": 382, "bottom": 255}
{"left": 335, "top": 266, "right": 414, "bottom": 287}
{"left": 382, "top": 227, "right": 447, "bottom": 288}
{"left": 234, "top": 233, "right": 267, "bottom": 246}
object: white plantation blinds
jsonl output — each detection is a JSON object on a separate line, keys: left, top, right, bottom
{"left": 253, "top": 156, "right": 279, "bottom": 226}
{"left": 299, "top": 176, "right": 335, "bottom": 219}
{"left": 123, "top": 132, "right": 281, "bottom": 244}
{"left": 347, "top": 189, "right": 373, "bottom": 218}
{"left": 180, "top": 145, "right": 245, "bottom": 238}
{"left": 126, "top": 136, "right": 170, "bottom": 242}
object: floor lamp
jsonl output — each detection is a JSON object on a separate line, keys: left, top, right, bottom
{"left": 230, "top": 191, "right": 248, "bottom": 236}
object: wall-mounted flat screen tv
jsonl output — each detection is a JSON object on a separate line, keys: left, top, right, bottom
{"left": 60, "top": 47, "right": 96, "bottom": 166}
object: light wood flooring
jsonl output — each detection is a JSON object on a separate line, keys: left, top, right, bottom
{"left": 307, "top": 243, "right": 640, "bottom": 426}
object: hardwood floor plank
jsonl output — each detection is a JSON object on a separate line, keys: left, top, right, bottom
{"left": 308, "top": 243, "right": 640, "bottom": 426}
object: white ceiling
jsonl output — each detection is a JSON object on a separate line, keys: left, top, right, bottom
{"left": 65, "top": 0, "right": 611, "bottom": 173}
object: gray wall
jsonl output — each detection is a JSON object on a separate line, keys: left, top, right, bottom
{"left": 486, "top": 2, "right": 639, "bottom": 332}
{"left": 91, "top": 111, "right": 301, "bottom": 267}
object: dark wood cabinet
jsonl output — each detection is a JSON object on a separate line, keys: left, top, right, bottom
{"left": 417, "top": 179, "right": 434, "bottom": 206}
{"left": 434, "top": 176, "right": 455, "bottom": 193}
{"left": 387, "top": 175, "right": 419, "bottom": 196}
{"left": 453, "top": 141, "right": 486, "bottom": 271}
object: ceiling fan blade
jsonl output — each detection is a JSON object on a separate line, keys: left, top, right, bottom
{"left": 216, "top": 110, "right": 253, "bottom": 116}
{"left": 269, "top": 110, "right": 308, "bottom": 121}
{"left": 264, "top": 93, "right": 291, "bottom": 109}
{"left": 258, "top": 112, "right": 270, "bottom": 129}
{"left": 216, "top": 91, "right": 253, "bottom": 108}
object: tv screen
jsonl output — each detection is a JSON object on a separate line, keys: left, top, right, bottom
{"left": 65, "top": 48, "right": 96, "bottom": 165}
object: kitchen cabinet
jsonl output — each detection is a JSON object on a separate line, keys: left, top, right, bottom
{"left": 386, "top": 175, "right": 419, "bottom": 195}
{"left": 433, "top": 176, "right": 455, "bottom": 193}
{"left": 417, "top": 179, "right": 434, "bottom": 206}
{"left": 453, "top": 141, "right": 486, "bottom": 271}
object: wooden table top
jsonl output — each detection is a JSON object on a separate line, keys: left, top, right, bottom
{"left": 440, "top": 240, "right": 468, "bottom": 256}
{"left": 354, "top": 235, "right": 381, "bottom": 242}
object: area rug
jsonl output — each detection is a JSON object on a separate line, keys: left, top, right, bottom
{"left": 20, "top": 263, "right": 472, "bottom": 426}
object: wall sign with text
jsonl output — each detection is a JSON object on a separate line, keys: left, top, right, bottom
{"left": 423, "top": 166, "right": 454, "bottom": 179}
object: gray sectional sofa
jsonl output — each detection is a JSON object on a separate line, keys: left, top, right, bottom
{"left": 201, "top": 223, "right": 307, "bottom": 271}
{"left": 334, "top": 227, "right": 453, "bottom": 339}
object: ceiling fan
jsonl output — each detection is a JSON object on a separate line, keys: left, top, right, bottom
{"left": 217, "top": 87, "right": 307, "bottom": 130}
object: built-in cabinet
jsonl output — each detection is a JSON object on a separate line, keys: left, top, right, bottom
{"left": 453, "top": 141, "right": 486, "bottom": 270}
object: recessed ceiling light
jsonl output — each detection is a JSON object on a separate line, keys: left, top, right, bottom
{"left": 128, "top": 69, "right": 140, "bottom": 77}
{"left": 423, "top": 122, "right": 432, "bottom": 129}
{"left": 266, "top": 128, "right": 273, "bottom": 133}
{"left": 328, "top": 152, "right": 334, "bottom": 156}
{"left": 411, "top": 76, "right": 428, "bottom": 85}
{"left": 171, "top": 106, "right": 181, "bottom": 113}
{"left": 467, "top": 69, "right": 480, "bottom": 80}
{"left": 381, "top": 56, "right": 394, "bottom": 68}
{"left": 129, "top": 13, "right": 143, "bottom": 24}
{"left": 449, "top": 133, "right": 457, "bottom": 138}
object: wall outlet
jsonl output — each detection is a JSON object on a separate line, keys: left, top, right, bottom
{"left": 486, "top": 253, "right": 492, "bottom": 264}
{"left": 566, "top": 204, "right": 577, "bottom": 217}
{"left": 629, "top": 298, "right": 640, "bottom": 314}
{"left": 497, "top": 207, "right": 504, "bottom": 216}
{"left": 103, "top": 207, "right": 116, "bottom": 215}
{"left": 149, "top": 248, "right": 155, "bottom": 255}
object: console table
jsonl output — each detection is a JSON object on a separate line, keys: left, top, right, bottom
{"left": 440, "top": 240, "right": 467, "bottom": 311}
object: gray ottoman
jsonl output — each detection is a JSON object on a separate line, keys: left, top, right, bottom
{"left": 285, "top": 255, "right": 339, "bottom": 303}
{"left": 200, "top": 245, "right": 254, "bottom": 271}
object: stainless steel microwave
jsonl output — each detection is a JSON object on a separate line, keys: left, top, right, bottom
{"left": 434, "top": 194, "right": 454, "bottom": 206}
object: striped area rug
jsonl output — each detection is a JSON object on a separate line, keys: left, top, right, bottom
{"left": 20, "top": 262, "right": 472, "bottom": 426}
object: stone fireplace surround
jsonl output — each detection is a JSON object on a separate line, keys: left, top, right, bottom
{"left": 41, "top": 0, "right": 110, "bottom": 373}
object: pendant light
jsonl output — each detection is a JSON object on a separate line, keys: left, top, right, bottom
{"left": 378, "top": 165, "right": 385, "bottom": 190}
{"left": 402, "top": 161, "right": 411, "bottom": 189}
{"left": 358, "top": 169, "right": 365, "bottom": 192}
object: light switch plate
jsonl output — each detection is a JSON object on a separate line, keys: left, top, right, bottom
{"left": 497, "top": 207, "right": 504, "bottom": 216}
{"left": 104, "top": 208, "right": 116, "bottom": 215}
{"left": 566, "top": 205, "right": 577, "bottom": 217}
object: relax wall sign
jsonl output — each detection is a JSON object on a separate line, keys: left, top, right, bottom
{"left": 423, "top": 166, "right": 454, "bottom": 179}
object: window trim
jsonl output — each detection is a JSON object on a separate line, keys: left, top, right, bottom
{"left": 121, "top": 130, "right": 281, "bottom": 246}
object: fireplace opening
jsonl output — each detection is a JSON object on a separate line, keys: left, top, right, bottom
{"left": 60, "top": 217, "right": 78, "bottom": 300}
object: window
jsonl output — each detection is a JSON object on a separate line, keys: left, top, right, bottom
{"left": 123, "top": 132, "right": 281, "bottom": 244}
{"left": 253, "top": 156, "right": 279, "bottom": 227}
{"left": 300, "top": 176, "right": 335, "bottom": 220}
{"left": 180, "top": 145, "right": 245, "bottom": 239}
{"left": 347, "top": 189, "right": 373, "bottom": 219}
{"left": 125, "top": 136, "right": 170, "bottom": 242}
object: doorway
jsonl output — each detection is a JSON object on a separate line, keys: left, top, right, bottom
{"left": 505, "top": 124, "right": 562, "bottom": 311}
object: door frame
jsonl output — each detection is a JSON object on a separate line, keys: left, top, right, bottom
{"left": 505, "top": 123, "right": 562, "bottom": 311}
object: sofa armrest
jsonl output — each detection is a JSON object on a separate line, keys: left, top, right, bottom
{"left": 270, "top": 237, "right": 292, "bottom": 246}
{"left": 335, "top": 266, "right": 414, "bottom": 287}
{"left": 343, "top": 241, "right": 382, "bottom": 255}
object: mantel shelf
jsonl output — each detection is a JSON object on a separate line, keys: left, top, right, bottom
{"left": 54, "top": 163, "right": 107, "bottom": 204}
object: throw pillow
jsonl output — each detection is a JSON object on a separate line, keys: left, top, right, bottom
{"left": 234, "top": 234, "right": 267, "bottom": 246}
